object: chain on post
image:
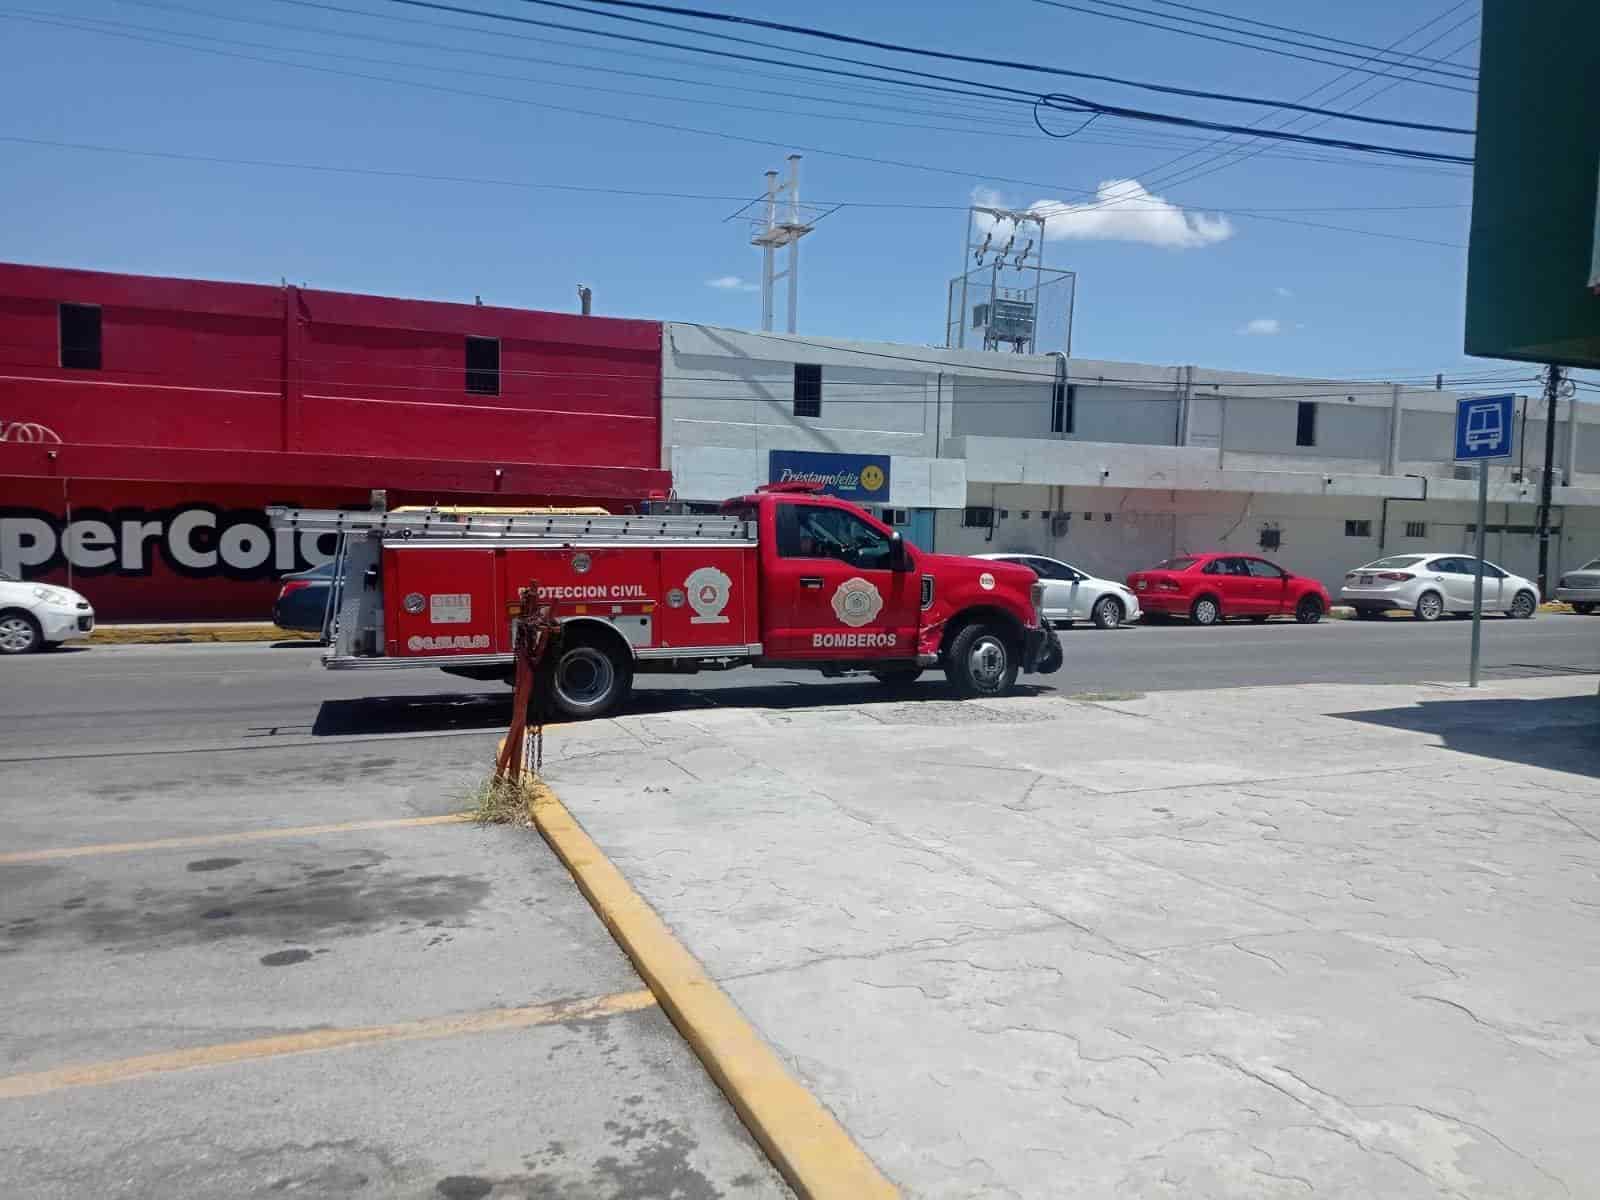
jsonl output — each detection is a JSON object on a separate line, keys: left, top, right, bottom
{"left": 495, "top": 582, "right": 560, "bottom": 785}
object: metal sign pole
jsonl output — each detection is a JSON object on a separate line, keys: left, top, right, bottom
{"left": 1454, "top": 392, "right": 1514, "bottom": 690}
{"left": 1469, "top": 457, "right": 1489, "bottom": 688}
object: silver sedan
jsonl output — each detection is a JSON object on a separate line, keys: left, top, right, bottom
{"left": 974, "top": 553, "right": 1142, "bottom": 629}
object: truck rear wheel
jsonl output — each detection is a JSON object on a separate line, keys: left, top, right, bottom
{"left": 543, "top": 635, "right": 633, "bottom": 720}
{"left": 945, "top": 623, "right": 1018, "bottom": 698}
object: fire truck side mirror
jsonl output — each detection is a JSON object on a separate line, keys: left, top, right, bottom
{"left": 889, "top": 530, "right": 912, "bottom": 573}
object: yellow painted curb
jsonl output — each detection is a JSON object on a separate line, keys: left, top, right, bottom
{"left": 89, "top": 625, "right": 317, "bottom": 645}
{"left": 500, "top": 746, "right": 898, "bottom": 1199}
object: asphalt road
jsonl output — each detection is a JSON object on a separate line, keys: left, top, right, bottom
{"left": 3, "top": 613, "right": 1595, "bottom": 760}
{"left": 1, "top": 616, "right": 1593, "bottom": 1198}
{"left": 1, "top": 649, "right": 790, "bottom": 1198}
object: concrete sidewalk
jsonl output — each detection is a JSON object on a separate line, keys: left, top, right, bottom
{"left": 541, "top": 675, "right": 1600, "bottom": 1198}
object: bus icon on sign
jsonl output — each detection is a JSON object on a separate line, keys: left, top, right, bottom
{"left": 1454, "top": 393, "right": 1514, "bottom": 461}
{"left": 1464, "top": 402, "right": 1504, "bottom": 450}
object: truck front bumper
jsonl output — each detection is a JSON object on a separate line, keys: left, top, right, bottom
{"left": 1023, "top": 624, "right": 1063, "bottom": 674}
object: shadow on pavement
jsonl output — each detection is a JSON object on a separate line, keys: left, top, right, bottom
{"left": 314, "top": 691, "right": 514, "bottom": 736}
{"left": 1332, "top": 691, "right": 1600, "bottom": 779}
{"left": 312, "top": 677, "right": 1051, "bottom": 737}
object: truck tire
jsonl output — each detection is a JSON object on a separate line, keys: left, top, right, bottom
{"left": 544, "top": 634, "right": 633, "bottom": 720}
{"left": 1037, "top": 628, "right": 1064, "bottom": 674}
{"left": 945, "top": 623, "right": 1018, "bottom": 698}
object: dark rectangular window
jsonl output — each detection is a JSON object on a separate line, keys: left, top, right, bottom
{"left": 962, "top": 506, "right": 994, "bottom": 529}
{"left": 1050, "top": 382, "right": 1076, "bottom": 434}
{"left": 793, "top": 363, "right": 821, "bottom": 418}
{"left": 465, "top": 336, "right": 500, "bottom": 395}
{"left": 59, "top": 303, "right": 102, "bottom": 370}
{"left": 1404, "top": 521, "right": 1427, "bottom": 539}
{"left": 1295, "top": 401, "right": 1318, "bottom": 447}
{"left": 1345, "top": 519, "right": 1372, "bottom": 538}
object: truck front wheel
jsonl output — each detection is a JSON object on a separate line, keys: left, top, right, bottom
{"left": 543, "top": 635, "right": 633, "bottom": 720}
{"left": 946, "top": 623, "right": 1019, "bottom": 698}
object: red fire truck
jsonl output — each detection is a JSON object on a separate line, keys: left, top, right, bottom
{"left": 270, "top": 483, "right": 1061, "bottom": 718}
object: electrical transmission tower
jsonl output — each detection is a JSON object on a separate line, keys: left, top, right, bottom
{"left": 749, "top": 155, "right": 814, "bottom": 333}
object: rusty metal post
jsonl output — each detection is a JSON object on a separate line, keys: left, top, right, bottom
{"left": 495, "top": 583, "right": 559, "bottom": 783}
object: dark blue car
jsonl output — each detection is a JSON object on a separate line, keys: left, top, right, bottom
{"left": 272, "top": 561, "right": 335, "bottom": 635}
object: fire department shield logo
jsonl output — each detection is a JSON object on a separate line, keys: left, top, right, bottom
{"left": 832, "top": 577, "right": 883, "bottom": 628}
{"left": 684, "top": 566, "right": 732, "bottom": 625}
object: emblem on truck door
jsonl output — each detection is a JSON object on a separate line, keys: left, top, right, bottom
{"left": 684, "top": 566, "right": 732, "bottom": 624}
{"left": 832, "top": 577, "right": 884, "bottom": 627}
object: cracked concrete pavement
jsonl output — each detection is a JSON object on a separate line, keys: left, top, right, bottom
{"left": 540, "top": 674, "right": 1600, "bottom": 1198}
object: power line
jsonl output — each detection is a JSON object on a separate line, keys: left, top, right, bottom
{"left": 0, "top": 133, "right": 1469, "bottom": 217}
{"left": 1120, "top": 0, "right": 1477, "bottom": 72}
{"left": 513, "top": 0, "right": 1475, "bottom": 134}
{"left": 1057, "top": 2, "right": 1478, "bottom": 224}
{"left": 1151, "top": 22, "right": 1482, "bottom": 195}
{"left": 38, "top": 9, "right": 1064, "bottom": 145}
{"left": 1030, "top": 0, "right": 1476, "bottom": 91}
{"left": 250, "top": 0, "right": 1467, "bottom": 176}
{"left": 1030, "top": 93, "right": 1471, "bottom": 164}
{"left": 3, "top": 18, "right": 1474, "bottom": 248}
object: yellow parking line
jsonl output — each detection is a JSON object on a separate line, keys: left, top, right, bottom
{"left": 0, "top": 813, "right": 476, "bottom": 866}
{"left": 0, "top": 988, "right": 656, "bottom": 1100}
{"left": 527, "top": 776, "right": 900, "bottom": 1199}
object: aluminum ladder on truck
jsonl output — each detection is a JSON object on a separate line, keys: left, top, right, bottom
{"left": 265, "top": 505, "right": 759, "bottom": 664}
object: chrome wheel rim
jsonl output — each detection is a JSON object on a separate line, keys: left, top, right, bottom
{"left": 966, "top": 636, "right": 1008, "bottom": 689}
{"left": 1096, "top": 598, "right": 1120, "bottom": 627}
{"left": 1194, "top": 599, "right": 1218, "bottom": 625}
{"left": 555, "top": 646, "right": 614, "bottom": 707}
{"left": 0, "top": 616, "right": 36, "bottom": 653}
{"left": 1512, "top": 593, "right": 1534, "bottom": 618}
{"left": 1418, "top": 594, "right": 1441, "bottom": 619}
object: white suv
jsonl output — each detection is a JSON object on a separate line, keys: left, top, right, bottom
{"left": 1340, "top": 554, "right": 1540, "bottom": 621}
{"left": 0, "top": 571, "right": 96, "bottom": 654}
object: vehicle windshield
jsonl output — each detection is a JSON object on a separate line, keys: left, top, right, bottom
{"left": 1361, "top": 556, "right": 1426, "bottom": 570}
{"left": 1584, "top": 559, "right": 1600, "bottom": 571}
{"left": 1153, "top": 556, "right": 1198, "bottom": 571}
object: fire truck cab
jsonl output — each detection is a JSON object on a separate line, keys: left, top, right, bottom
{"left": 271, "top": 484, "right": 1060, "bottom": 719}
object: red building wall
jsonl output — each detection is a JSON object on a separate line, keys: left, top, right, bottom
{"left": 0, "top": 262, "right": 668, "bottom": 621}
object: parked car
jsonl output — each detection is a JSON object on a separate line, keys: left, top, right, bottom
{"left": 974, "top": 553, "right": 1141, "bottom": 629}
{"left": 272, "top": 560, "right": 335, "bottom": 634}
{"left": 1127, "top": 553, "right": 1331, "bottom": 626}
{"left": 0, "top": 570, "right": 95, "bottom": 654}
{"left": 1339, "top": 554, "right": 1540, "bottom": 621}
{"left": 1555, "top": 557, "right": 1600, "bottom": 614}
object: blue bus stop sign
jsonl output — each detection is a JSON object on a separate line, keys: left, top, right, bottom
{"left": 1455, "top": 393, "right": 1515, "bottom": 460}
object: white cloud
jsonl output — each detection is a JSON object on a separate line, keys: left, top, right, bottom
{"left": 1275, "top": 286, "right": 1294, "bottom": 298}
{"left": 1239, "top": 318, "right": 1281, "bottom": 336}
{"left": 706, "top": 275, "right": 758, "bottom": 291}
{"left": 972, "top": 180, "right": 1233, "bottom": 250}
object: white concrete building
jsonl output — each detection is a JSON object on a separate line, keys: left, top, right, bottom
{"left": 660, "top": 322, "right": 1600, "bottom": 594}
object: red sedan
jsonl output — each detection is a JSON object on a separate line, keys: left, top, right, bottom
{"left": 1127, "top": 553, "right": 1332, "bottom": 626}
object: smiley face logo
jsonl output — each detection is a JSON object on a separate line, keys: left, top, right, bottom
{"left": 859, "top": 464, "right": 886, "bottom": 493}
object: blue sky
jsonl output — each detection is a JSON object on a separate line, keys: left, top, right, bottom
{"left": 0, "top": 0, "right": 1543, "bottom": 385}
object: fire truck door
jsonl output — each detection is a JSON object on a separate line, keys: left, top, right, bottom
{"left": 767, "top": 500, "right": 919, "bottom": 659}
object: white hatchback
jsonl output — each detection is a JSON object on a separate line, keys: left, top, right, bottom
{"left": 0, "top": 571, "right": 96, "bottom": 654}
{"left": 975, "top": 553, "right": 1142, "bottom": 629}
{"left": 1339, "top": 553, "right": 1540, "bottom": 621}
